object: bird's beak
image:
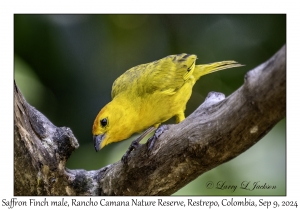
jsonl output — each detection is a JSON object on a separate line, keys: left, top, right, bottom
{"left": 93, "top": 134, "right": 106, "bottom": 152}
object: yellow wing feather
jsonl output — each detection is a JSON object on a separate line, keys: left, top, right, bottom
{"left": 111, "top": 53, "right": 197, "bottom": 99}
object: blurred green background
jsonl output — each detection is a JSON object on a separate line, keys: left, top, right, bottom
{"left": 14, "top": 14, "right": 286, "bottom": 195}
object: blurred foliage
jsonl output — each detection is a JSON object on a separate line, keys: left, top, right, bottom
{"left": 14, "top": 14, "right": 286, "bottom": 195}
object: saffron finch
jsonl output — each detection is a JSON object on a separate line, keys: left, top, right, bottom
{"left": 92, "top": 53, "right": 242, "bottom": 162}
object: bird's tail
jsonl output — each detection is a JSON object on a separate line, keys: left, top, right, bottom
{"left": 194, "top": 61, "right": 243, "bottom": 81}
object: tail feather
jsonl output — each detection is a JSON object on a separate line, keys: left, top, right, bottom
{"left": 194, "top": 61, "right": 244, "bottom": 81}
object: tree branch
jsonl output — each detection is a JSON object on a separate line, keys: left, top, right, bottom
{"left": 14, "top": 45, "right": 286, "bottom": 195}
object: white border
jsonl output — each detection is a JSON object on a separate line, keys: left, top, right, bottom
{"left": 1, "top": 0, "right": 299, "bottom": 209}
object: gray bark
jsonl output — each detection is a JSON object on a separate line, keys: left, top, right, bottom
{"left": 14, "top": 45, "right": 286, "bottom": 195}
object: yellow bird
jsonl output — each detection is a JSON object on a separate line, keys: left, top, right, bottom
{"left": 92, "top": 54, "right": 242, "bottom": 161}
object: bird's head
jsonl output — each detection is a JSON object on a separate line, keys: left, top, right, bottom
{"left": 92, "top": 103, "right": 113, "bottom": 151}
{"left": 92, "top": 101, "right": 130, "bottom": 151}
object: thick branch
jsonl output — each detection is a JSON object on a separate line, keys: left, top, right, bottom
{"left": 14, "top": 45, "right": 286, "bottom": 195}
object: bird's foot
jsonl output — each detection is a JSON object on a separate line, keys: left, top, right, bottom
{"left": 121, "top": 139, "right": 141, "bottom": 164}
{"left": 147, "top": 125, "right": 168, "bottom": 154}
{"left": 121, "top": 126, "right": 156, "bottom": 164}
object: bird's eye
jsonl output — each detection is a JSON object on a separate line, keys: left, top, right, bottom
{"left": 100, "top": 118, "right": 108, "bottom": 127}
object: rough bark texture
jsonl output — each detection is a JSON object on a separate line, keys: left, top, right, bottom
{"left": 14, "top": 45, "right": 286, "bottom": 196}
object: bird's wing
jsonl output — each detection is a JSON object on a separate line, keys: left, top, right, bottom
{"left": 111, "top": 53, "right": 197, "bottom": 99}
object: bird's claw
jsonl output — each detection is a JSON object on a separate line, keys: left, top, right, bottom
{"left": 121, "top": 125, "right": 167, "bottom": 164}
{"left": 121, "top": 153, "right": 129, "bottom": 164}
{"left": 147, "top": 136, "right": 156, "bottom": 153}
{"left": 147, "top": 125, "right": 168, "bottom": 154}
{"left": 121, "top": 140, "right": 141, "bottom": 164}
